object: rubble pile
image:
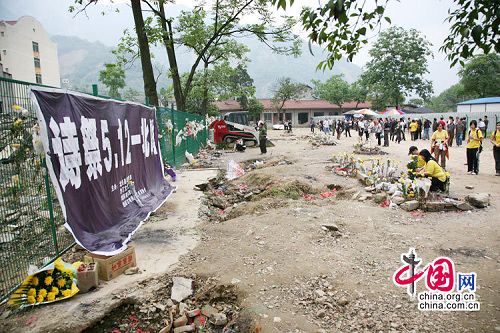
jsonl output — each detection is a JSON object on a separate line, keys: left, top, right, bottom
{"left": 85, "top": 275, "right": 250, "bottom": 333}
{"left": 310, "top": 133, "right": 338, "bottom": 146}
{"left": 353, "top": 141, "right": 388, "bottom": 155}
{"left": 198, "top": 169, "right": 321, "bottom": 222}
{"left": 186, "top": 149, "right": 223, "bottom": 169}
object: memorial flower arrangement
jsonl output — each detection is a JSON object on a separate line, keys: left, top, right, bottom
{"left": 407, "top": 156, "right": 418, "bottom": 180}
{"left": 8, "top": 258, "right": 79, "bottom": 308}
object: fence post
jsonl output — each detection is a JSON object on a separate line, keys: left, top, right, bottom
{"left": 43, "top": 159, "right": 60, "bottom": 256}
{"left": 92, "top": 84, "right": 98, "bottom": 96}
{"left": 171, "top": 107, "right": 176, "bottom": 166}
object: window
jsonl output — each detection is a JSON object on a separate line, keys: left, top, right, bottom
{"left": 34, "top": 57, "right": 41, "bottom": 68}
{"left": 264, "top": 113, "right": 272, "bottom": 122}
{"left": 313, "top": 112, "right": 325, "bottom": 117}
{"left": 36, "top": 74, "right": 42, "bottom": 84}
{"left": 32, "top": 41, "right": 39, "bottom": 52}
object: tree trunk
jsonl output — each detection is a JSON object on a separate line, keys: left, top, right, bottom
{"left": 159, "top": 2, "right": 184, "bottom": 110}
{"left": 201, "top": 61, "right": 209, "bottom": 115}
{"left": 131, "top": 0, "right": 158, "bottom": 106}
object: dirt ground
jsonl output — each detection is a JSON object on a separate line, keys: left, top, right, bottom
{"left": 1, "top": 127, "right": 499, "bottom": 333}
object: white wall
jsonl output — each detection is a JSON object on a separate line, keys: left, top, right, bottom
{"left": 0, "top": 16, "right": 60, "bottom": 87}
{"left": 457, "top": 103, "right": 500, "bottom": 113}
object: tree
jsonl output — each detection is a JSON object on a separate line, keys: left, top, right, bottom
{"left": 408, "top": 98, "right": 424, "bottom": 107}
{"left": 159, "top": 86, "right": 174, "bottom": 107}
{"left": 440, "top": 0, "right": 500, "bottom": 67}
{"left": 350, "top": 80, "right": 369, "bottom": 108}
{"left": 247, "top": 98, "right": 264, "bottom": 118}
{"left": 229, "top": 65, "right": 255, "bottom": 110}
{"left": 361, "top": 27, "right": 433, "bottom": 109}
{"left": 271, "top": 77, "right": 306, "bottom": 120}
{"left": 130, "top": 0, "right": 158, "bottom": 105}
{"left": 459, "top": 53, "right": 500, "bottom": 98}
{"left": 271, "top": 0, "right": 499, "bottom": 68}
{"left": 98, "top": 63, "right": 126, "bottom": 98}
{"left": 312, "top": 74, "right": 350, "bottom": 111}
{"left": 122, "top": 87, "right": 142, "bottom": 102}
{"left": 425, "top": 83, "right": 469, "bottom": 113}
{"left": 142, "top": 0, "right": 301, "bottom": 111}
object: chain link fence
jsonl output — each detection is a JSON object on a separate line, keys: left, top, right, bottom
{"left": 0, "top": 78, "right": 208, "bottom": 301}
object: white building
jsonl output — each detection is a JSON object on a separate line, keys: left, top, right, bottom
{"left": 457, "top": 97, "right": 500, "bottom": 113}
{"left": 0, "top": 16, "right": 60, "bottom": 86}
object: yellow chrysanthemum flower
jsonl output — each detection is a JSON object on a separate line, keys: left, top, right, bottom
{"left": 38, "top": 288, "right": 47, "bottom": 298}
{"left": 32, "top": 276, "right": 39, "bottom": 286}
{"left": 51, "top": 287, "right": 59, "bottom": 295}
{"left": 27, "top": 288, "right": 36, "bottom": 297}
{"left": 61, "top": 289, "right": 71, "bottom": 297}
{"left": 46, "top": 292, "right": 56, "bottom": 302}
{"left": 36, "top": 294, "right": 44, "bottom": 303}
{"left": 44, "top": 276, "right": 53, "bottom": 286}
{"left": 57, "top": 279, "right": 66, "bottom": 288}
{"left": 27, "top": 296, "right": 36, "bottom": 304}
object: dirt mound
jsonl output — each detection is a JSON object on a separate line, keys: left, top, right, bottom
{"left": 257, "top": 180, "right": 318, "bottom": 200}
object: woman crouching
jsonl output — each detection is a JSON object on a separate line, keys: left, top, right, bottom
{"left": 418, "top": 149, "right": 447, "bottom": 192}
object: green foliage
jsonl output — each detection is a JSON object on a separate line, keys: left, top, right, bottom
{"left": 361, "top": 26, "right": 433, "bottom": 108}
{"left": 247, "top": 98, "right": 265, "bottom": 117}
{"left": 98, "top": 63, "right": 126, "bottom": 98}
{"left": 408, "top": 98, "right": 424, "bottom": 107}
{"left": 458, "top": 53, "right": 500, "bottom": 98}
{"left": 440, "top": 0, "right": 500, "bottom": 67}
{"left": 159, "top": 86, "right": 175, "bottom": 107}
{"left": 425, "top": 83, "right": 468, "bottom": 113}
{"left": 349, "top": 80, "right": 369, "bottom": 107}
{"left": 122, "top": 87, "right": 142, "bottom": 103}
{"left": 271, "top": 77, "right": 306, "bottom": 111}
{"left": 271, "top": 0, "right": 390, "bottom": 68}
{"left": 312, "top": 74, "right": 350, "bottom": 109}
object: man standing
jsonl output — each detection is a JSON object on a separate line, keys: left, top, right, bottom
{"left": 447, "top": 116, "right": 455, "bottom": 147}
{"left": 258, "top": 121, "right": 267, "bottom": 154}
{"left": 310, "top": 118, "right": 315, "bottom": 133}
{"left": 484, "top": 116, "right": 489, "bottom": 137}
{"left": 345, "top": 119, "right": 351, "bottom": 137}
{"left": 455, "top": 118, "right": 465, "bottom": 146}
{"left": 432, "top": 118, "right": 438, "bottom": 132}
{"left": 383, "top": 118, "right": 391, "bottom": 147}
{"left": 423, "top": 118, "right": 431, "bottom": 140}
{"left": 478, "top": 118, "right": 486, "bottom": 135}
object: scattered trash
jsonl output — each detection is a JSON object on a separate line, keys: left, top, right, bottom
{"left": 226, "top": 160, "right": 245, "bottom": 180}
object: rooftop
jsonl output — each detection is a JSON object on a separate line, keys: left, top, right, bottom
{"left": 457, "top": 97, "right": 500, "bottom": 105}
{"left": 215, "top": 99, "right": 370, "bottom": 111}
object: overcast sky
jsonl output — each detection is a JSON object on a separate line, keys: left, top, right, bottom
{"left": 1, "top": 0, "right": 460, "bottom": 94}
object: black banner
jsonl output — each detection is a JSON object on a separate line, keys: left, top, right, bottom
{"left": 31, "top": 87, "right": 173, "bottom": 255}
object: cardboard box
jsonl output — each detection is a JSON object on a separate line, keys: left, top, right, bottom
{"left": 83, "top": 244, "right": 136, "bottom": 281}
{"left": 77, "top": 262, "right": 99, "bottom": 293}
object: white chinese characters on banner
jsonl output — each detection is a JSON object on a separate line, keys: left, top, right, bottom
{"left": 49, "top": 117, "right": 82, "bottom": 191}
{"left": 48, "top": 116, "right": 158, "bottom": 192}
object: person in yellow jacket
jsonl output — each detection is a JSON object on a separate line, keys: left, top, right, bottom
{"left": 408, "top": 146, "right": 426, "bottom": 169}
{"left": 418, "top": 149, "right": 447, "bottom": 192}
{"left": 466, "top": 120, "right": 483, "bottom": 175}
{"left": 490, "top": 121, "right": 500, "bottom": 176}
{"left": 409, "top": 120, "right": 419, "bottom": 141}
{"left": 431, "top": 121, "right": 449, "bottom": 168}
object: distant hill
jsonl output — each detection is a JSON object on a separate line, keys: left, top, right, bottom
{"left": 53, "top": 34, "right": 362, "bottom": 98}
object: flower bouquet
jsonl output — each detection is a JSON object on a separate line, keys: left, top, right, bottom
{"left": 8, "top": 258, "right": 79, "bottom": 308}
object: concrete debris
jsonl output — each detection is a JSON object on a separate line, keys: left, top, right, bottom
{"left": 171, "top": 277, "right": 193, "bottom": 302}
{"left": 465, "top": 193, "right": 490, "bottom": 208}
{"left": 400, "top": 200, "right": 420, "bottom": 211}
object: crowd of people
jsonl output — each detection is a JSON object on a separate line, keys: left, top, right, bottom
{"left": 309, "top": 116, "right": 500, "bottom": 177}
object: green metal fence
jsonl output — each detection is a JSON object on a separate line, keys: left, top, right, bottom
{"left": 0, "top": 77, "right": 74, "bottom": 301}
{"left": 0, "top": 78, "right": 208, "bottom": 301}
{"left": 156, "top": 107, "right": 208, "bottom": 167}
